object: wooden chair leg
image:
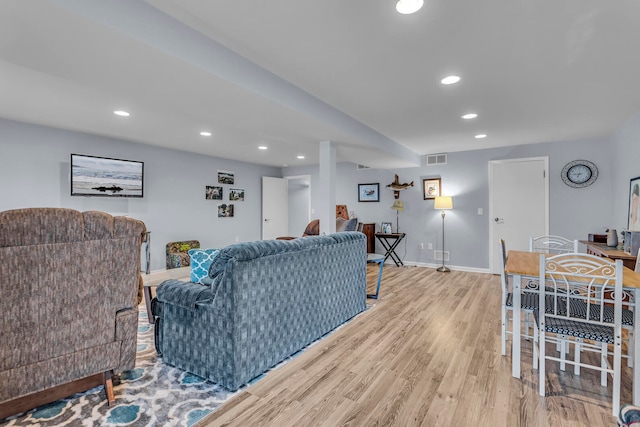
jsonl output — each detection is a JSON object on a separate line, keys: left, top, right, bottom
{"left": 104, "top": 371, "right": 115, "bottom": 406}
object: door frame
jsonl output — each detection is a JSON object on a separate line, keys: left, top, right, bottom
{"left": 488, "top": 156, "right": 549, "bottom": 274}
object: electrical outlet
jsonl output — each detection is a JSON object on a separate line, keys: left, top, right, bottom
{"left": 235, "top": 236, "right": 240, "bottom": 242}
{"left": 478, "top": 208, "right": 483, "bottom": 215}
{"left": 419, "top": 242, "right": 424, "bottom": 249}
{"left": 427, "top": 243, "right": 433, "bottom": 250}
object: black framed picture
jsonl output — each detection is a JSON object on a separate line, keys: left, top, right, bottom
{"left": 423, "top": 178, "right": 441, "bottom": 200}
{"left": 629, "top": 176, "right": 640, "bottom": 231}
{"left": 358, "top": 183, "right": 380, "bottom": 202}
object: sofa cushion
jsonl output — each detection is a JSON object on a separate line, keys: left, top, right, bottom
{"left": 189, "top": 248, "right": 219, "bottom": 285}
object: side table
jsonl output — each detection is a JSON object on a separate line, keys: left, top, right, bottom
{"left": 375, "top": 233, "right": 406, "bottom": 266}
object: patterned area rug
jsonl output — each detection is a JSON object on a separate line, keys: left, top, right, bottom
{"left": 0, "top": 305, "right": 238, "bottom": 427}
{"left": 1, "top": 303, "right": 369, "bottom": 426}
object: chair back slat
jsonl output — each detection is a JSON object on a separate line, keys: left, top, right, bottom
{"left": 530, "top": 235, "right": 579, "bottom": 254}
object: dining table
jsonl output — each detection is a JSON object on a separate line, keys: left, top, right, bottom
{"left": 504, "top": 250, "right": 640, "bottom": 405}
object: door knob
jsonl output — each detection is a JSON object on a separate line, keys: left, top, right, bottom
{"left": 264, "top": 218, "right": 270, "bottom": 222}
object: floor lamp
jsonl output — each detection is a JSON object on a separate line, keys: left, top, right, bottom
{"left": 434, "top": 196, "right": 453, "bottom": 272}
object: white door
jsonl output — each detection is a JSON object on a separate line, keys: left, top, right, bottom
{"left": 262, "top": 177, "right": 288, "bottom": 240}
{"left": 489, "top": 157, "right": 549, "bottom": 273}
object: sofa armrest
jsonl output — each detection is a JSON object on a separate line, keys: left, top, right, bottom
{"left": 155, "top": 279, "right": 213, "bottom": 311}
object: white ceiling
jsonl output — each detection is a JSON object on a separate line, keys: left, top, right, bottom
{"left": 1, "top": 0, "right": 639, "bottom": 168}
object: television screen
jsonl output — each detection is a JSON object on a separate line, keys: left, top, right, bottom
{"left": 71, "top": 154, "right": 144, "bottom": 198}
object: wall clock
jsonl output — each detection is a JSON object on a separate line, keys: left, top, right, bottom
{"left": 561, "top": 160, "right": 598, "bottom": 188}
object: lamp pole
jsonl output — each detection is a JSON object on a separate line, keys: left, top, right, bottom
{"left": 436, "top": 208, "right": 450, "bottom": 272}
{"left": 434, "top": 196, "right": 452, "bottom": 273}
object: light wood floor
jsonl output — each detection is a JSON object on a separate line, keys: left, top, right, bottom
{"left": 196, "top": 265, "right": 630, "bottom": 426}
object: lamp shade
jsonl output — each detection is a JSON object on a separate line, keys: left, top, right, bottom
{"left": 396, "top": 0, "right": 424, "bottom": 14}
{"left": 391, "top": 200, "right": 404, "bottom": 211}
{"left": 434, "top": 196, "right": 453, "bottom": 210}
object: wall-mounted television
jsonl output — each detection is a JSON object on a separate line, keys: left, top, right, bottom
{"left": 71, "top": 154, "right": 144, "bottom": 198}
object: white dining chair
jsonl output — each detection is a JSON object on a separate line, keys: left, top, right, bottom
{"left": 499, "top": 239, "right": 538, "bottom": 356}
{"left": 533, "top": 253, "right": 624, "bottom": 416}
{"left": 529, "top": 235, "right": 579, "bottom": 254}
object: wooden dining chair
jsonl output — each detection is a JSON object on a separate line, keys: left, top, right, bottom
{"left": 533, "top": 253, "right": 625, "bottom": 416}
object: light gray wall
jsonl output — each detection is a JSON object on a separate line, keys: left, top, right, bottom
{"left": 3, "top": 113, "right": 639, "bottom": 272}
{"left": 613, "top": 111, "right": 640, "bottom": 232}
{"left": 0, "top": 118, "right": 281, "bottom": 271}
{"left": 285, "top": 136, "right": 616, "bottom": 271}
{"left": 287, "top": 177, "right": 310, "bottom": 236}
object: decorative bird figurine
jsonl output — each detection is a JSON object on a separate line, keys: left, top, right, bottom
{"left": 387, "top": 174, "right": 414, "bottom": 199}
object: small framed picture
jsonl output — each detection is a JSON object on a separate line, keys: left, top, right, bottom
{"left": 218, "top": 203, "right": 234, "bottom": 217}
{"left": 205, "top": 185, "right": 223, "bottom": 200}
{"left": 423, "top": 178, "right": 441, "bottom": 200}
{"left": 629, "top": 176, "right": 640, "bottom": 231}
{"left": 229, "top": 188, "right": 244, "bottom": 201}
{"left": 217, "top": 170, "right": 234, "bottom": 185}
{"left": 358, "top": 183, "right": 380, "bottom": 202}
{"left": 381, "top": 222, "right": 392, "bottom": 234}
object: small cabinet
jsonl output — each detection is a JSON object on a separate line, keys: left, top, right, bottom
{"left": 360, "top": 223, "right": 376, "bottom": 253}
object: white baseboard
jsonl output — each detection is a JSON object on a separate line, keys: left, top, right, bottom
{"left": 399, "top": 261, "right": 492, "bottom": 274}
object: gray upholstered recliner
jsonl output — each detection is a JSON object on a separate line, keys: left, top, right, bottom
{"left": 0, "top": 208, "right": 146, "bottom": 419}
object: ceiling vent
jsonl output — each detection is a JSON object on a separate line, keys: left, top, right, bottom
{"left": 426, "top": 153, "right": 447, "bottom": 166}
{"left": 356, "top": 164, "right": 371, "bottom": 170}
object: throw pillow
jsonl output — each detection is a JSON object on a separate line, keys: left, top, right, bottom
{"left": 189, "top": 248, "right": 219, "bottom": 285}
{"left": 336, "top": 217, "right": 358, "bottom": 232}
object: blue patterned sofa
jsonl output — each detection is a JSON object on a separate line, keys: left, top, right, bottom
{"left": 152, "top": 232, "right": 366, "bottom": 391}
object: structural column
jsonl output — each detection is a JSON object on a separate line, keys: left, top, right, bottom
{"left": 318, "top": 141, "right": 336, "bottom": 236}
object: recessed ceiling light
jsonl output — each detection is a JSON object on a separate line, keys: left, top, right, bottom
{"left": 258, "top": 146, "right": 268, "bottom": 150}
{"left": 297, "top": 155, "right": 305, "bottom": 159}
{"left": 475, "top": 134, "right": 487, "bottom": 139}
{"left": 461, "top": 113, "right": 478, "bottom": 119}
{"left": 441, "top": 75, "right": 460, "bottom": 85}
{"left": 200, "top": 131, "right": 212, "bottom": 136}
{"left": 113, "top": 110, "right": 130, "bottom": 117}
{"left": 396, "top": 0, "right": 423, "bottom": 14}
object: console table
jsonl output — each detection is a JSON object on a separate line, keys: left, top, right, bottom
{"left": 581, "top": 240, "right": 637, "bottom": 270}
{"left": 375, "top": 232, "right": 406, "bottom": 266}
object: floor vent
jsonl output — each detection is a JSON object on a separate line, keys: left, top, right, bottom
{"left": 426, "top": 153, "right": 447, "bottom": 165}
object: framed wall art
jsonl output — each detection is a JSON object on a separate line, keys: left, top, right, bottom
{"left": 217, "top": 170, "right": 234, "bottom": 185}
{"left": 358, "top": 183, "right": 380, "bottom": 202}
{"left": 206, "top": 185, "right": 223, "bottom": 200}
{"left": 628, "top": 176, "right": 640, "bottom": 231}
{"left": 423, "top": 178, "right": 441, "bottom": 200}
{"left": 218, "top": 203, "right": 234, "bottom": 217}
{"left": 229, "top": 188, "right": 244, "bottom": 201}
